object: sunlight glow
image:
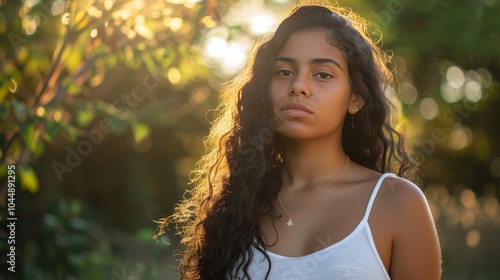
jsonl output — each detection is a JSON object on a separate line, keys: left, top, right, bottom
{"left": 460, "top": 188, "right": 477, "bottom": 208}
{"left": 201, "top": 16, "right": 217, "bottom": 28}
{"left": 62, "top": 12, "right": 70, "bottom": 25}
{"left": 448, "top": 126, "right": 473, "bottom": 150}
{"left": 24, "top": 19, "right": 37, "bottom": 35}
{"left": 440, "top": 82, "right": 462, "bottom": 103}
{"left": 464, "top": 80, "right": 482, "bottom": 102}
{"left": 134, "top": 23, "right": 153, "bottom": 39}
{"left": 446, "top": 66, "right": 465, "bottom": 88}
{"left": 477, "top": 68, "right": 492, "bottom": 87}
{"left": 8, "top": 78, "right": 18, "bottom": 93}
{"left": 36, "top": 107, "right": 45, "bottom": 117}
{"left": 50, "top": 0, "right": 65, "bottom": 16}
{"left": 132, "top": 0, "right": 145, "bottom": 9}
{"left": 466, "top": 229, "right": 480, "bottom": 248}
{"left": 419, "top": 98, "right": 439, "bottom": 120}
{"left": 205, "top": 37, "right": 227, "bottom": 60}
{"left": 168, "top": 67, "right": 182, "bottom": 85}
{"left": 88, "top": 6, "right": 103, "bottom": 18}
{"left": 53, "top": 110, "right": 62, "bottom": 122}
{"left": 222, "top": 41, "right": 247, "bottom": 73}
{"left": 399, "top": 82, "right": 418, "bottom": 104}
{"left": 104, "top": 0, "right": 114, "bottom": 11}
{"left": 168, "top": 17, "right": 184, "bottom": 32}
{"left": 249, "top": 13, "right": 276, "bottom": 35}
{"left": 90, "top": 28, "right": 98, "bottom": 38}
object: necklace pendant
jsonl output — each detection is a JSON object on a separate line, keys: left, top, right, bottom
{"left": 287, "top": 219, "right": 293, "bottom": 227}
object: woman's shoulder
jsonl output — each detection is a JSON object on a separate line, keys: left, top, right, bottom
{"left": 376, "top": 176, "right": 441, "bottom": 279}
{"left": 346, "top": 164, "right": 428, "bottom": 215}
{"left": 378, "top": 174, "right": 426, "bottom": 207}
{"left": 375, "top": 173, "right": 433, "bottom": 229}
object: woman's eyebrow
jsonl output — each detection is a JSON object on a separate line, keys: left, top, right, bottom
{"left": 274, "top": 56, "right": 296, "bottom": 64}
{"left": 311, "top": 58, "right": 343, "bottom": 71}
{"left": 274, "top": 56, "right": 343, "bottom": 71}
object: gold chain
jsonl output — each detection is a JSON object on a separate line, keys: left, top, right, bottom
{"left": 277, "top": 156, "right": 350, "bottom": 227}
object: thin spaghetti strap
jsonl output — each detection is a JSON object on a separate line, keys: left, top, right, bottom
{"left": 362, "top": 173, "right": 396, "bottom": 222}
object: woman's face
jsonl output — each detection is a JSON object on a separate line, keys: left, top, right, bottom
{"left": 269, "top": 30, "right": 363, "bottom": 141}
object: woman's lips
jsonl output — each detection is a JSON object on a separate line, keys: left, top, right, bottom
{"left": 281, "top": 103, "right": 313, "bottom": 117}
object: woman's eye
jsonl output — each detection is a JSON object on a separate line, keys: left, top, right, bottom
{"left": 277, "top": 70, "right": 293, "bottom": 77}
{"left": 315, "top": 72, "right": 333, "bottom": 79}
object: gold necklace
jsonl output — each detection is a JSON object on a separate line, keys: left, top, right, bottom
{"left": 277, "top": 156, "right": 350, "bottom": 227}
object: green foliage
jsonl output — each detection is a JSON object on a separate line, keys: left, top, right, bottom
{"left": 16, "top": 197, "right": 172, "bottom": 280}
{"left": 0, "top": 0, "right": 217, "bottom": 188}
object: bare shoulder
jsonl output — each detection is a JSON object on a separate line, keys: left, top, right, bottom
{"left": 377, "top": 175, "right": 442, "bottom": 280}
{"left": 374, "top": 175, "right": 426, "bottom": 212}
{"left": 376, "top": 175, "right": 433, "bottom": 231}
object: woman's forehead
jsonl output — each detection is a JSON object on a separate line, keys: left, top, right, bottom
{"left": 276, "top": 30, "right": 347, "bottom": 69}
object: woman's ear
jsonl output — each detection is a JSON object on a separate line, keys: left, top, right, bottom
{"left": 349, "top": 92, "right": 365, "bottom": 113}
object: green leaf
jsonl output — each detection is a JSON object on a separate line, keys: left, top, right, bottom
{"left": 11, "top": 99, "right": 30, "bottom": 121}
{"left": 0, "top": 85, "right": 8, "bottom": 102}
{"left": 0, "top": 103, "right": 7, "bottom": 118}
{"left": 31, "top": 129, "right": 45, "bottom": 157}
{"left": 103, "top": 54, "right": 117, "bottom": 68}
{"left": 42, "top": 119, "right": 61, "bottom": 142}
{"left": 135, "top": 227, "right": 154, "bottom": 242}
{"left": 59, "top": 122, "right": 81, "bottom": 142}
{"left": 69, "top": 200, "right": 82, "bottom": 216}
{"left": 0, "top": 164, "right": 7, "bottom": 180}
{"left": 131, "top": 122, "right": 150, "bottom": 143}
{"left": 17, "top": 117, "right": 43, "bottom": 155}
{"left": 64, "top": 47, "right": 83, "bottom": 73}
{"left": 69, "top": 83, "right": 81, "bottom": 95}
{"left": 19, "top": 165, "right": 39, "bottom": 193}
{"left": 142, "top": 53, "right": 158, "bottom": 79}
{"left": 94, "top": 101, "right": 128, "bottom": 134}
{"left": 105, "top": 115, "right": 127, "bottom": 135}
{"left": 77, "top": 106, "right": 95, "bottom": 127}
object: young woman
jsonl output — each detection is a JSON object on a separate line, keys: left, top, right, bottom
{"left": 156, "top": 4, "right": 441, "bottom": 280}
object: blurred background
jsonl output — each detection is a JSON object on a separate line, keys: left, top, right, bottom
{"left": 0, "top": 0, "right": 499, "bottom": 279}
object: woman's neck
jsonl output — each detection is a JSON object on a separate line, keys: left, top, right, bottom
{"left": 281, "top": 137, "right": 347, "bottom": 190}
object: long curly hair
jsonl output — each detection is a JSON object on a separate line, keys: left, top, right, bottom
{"left": 155, "top": 4, "right": 417, "bottom": 279}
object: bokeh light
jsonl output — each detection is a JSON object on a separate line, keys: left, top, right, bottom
{"left": 466, "top": 230, "right": 481, "bottom": 248}
{"left": 201, "top": 0, "right": 280, "bottom": 75}
{"left": 448, "top": 126, "right": 473, "bottom": 151}
{"left": 490, "top": 158, "right": 500, "bottom": 177}
{"left": 464, "top": 80, "right": 482, "bottom": 102}
{"left": 249, "top": 13, "right": 277, "bottom": 35}
{"left": 440, "top": 82, "right": 462, "bottom": 103}
{"left": 446, "top": 66, "right": 465, "bottom": 88}
{"left": 205, "top": 36, "right": 228, "bottom": 60}
{"left": 399, "top": 82, "right": 418, "bottom": 104}
{"left": 419, "top": 98, "right": 439, "bottom": 120}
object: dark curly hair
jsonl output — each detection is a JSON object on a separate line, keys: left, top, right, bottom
{"left": 155, "top": 4, "right": 417, "bottom": 279}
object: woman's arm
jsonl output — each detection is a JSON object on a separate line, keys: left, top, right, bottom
{"left": 388, "top": 178, "right": 442, "bottom": 280}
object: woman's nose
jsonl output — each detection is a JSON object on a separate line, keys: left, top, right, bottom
{"left": 289, "top": 75, "right": 311, "bottom": 97}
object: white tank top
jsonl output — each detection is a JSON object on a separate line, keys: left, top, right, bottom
{"left": 232, "top": 173, "right": 395, "bottom": 280}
